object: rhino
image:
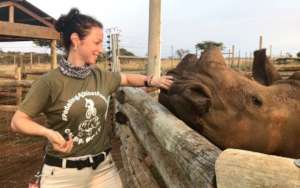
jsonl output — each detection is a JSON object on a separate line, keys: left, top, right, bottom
{"left": 159, "top": 47, "right": 300, "bottom": 158}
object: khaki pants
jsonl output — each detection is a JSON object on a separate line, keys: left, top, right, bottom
{"left": 40, "top": 154, "right": 123, "bottom": 188}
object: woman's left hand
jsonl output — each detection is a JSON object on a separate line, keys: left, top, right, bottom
{"left": 150, "top": 75, "right": 174, "bottom": 90}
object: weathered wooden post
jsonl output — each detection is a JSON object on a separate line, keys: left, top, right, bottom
{"left": 227, "top": 48, "right": 231, "bottom": 67}
{"left": 171, "top": 45, "right": 174, "bottom": 68}
{"left": 216, "top": 149, "right": 300, "bottom": 188}
{"left": 38, "top": 55, "right": 40, "bottom": 64}
{"left": 30, "top": 52, "right": 33, "bottom": 69}
{"left": 118, "top": 103, "right": 194, "bottom": 188}
{"left": 9, "top": 4, "right": 14, "bottom": 23}
{"left": 117, "top": 123, "right": 160, "bottom": 188}
{"left": 237, "top": 50, "right": 241, "bottom": 70}
{"left": 117, "top": 87, "right": 221, "bottom": 187}
{"left": 147, "top": 0, "right": 161, "bottom": 78}
{"left": 269, "top": 45, "right": 272, "bottom": 60}
{"left": 244, "top": 52, "right": 248, "bottom": 70}
{"left": 15, "top": 63, "right": 22, "bottom": 105}
{"left": 231, "top": 45, "right": 235, "bottom": 67}
{"left": 20, "top": 52, "right": 23, "bottom": 68}
{"left": 51, "top": 40, "right": 57, "bottom": 69}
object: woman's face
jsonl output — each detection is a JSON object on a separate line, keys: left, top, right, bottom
{"left": 77, "top": 27, "right": 103, "bottom": 65}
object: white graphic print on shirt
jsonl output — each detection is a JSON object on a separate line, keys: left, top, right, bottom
{"left": 62, "top": 91, "right": 109, "bottom": 145}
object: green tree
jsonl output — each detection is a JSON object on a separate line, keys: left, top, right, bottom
{"left": 195, "top": 41, "right": 224, "bottom": 52}
{"left": 119, "top": 48, "right": 135, "bottom": 56}
{"left": 297, "top": 51, "right": 300, "bottom": 58}
{"left": 33, "top": 39, "right": 64, "bottom": 50}
{"left": 176, "top": 49, "right": 190, "bottom": 58}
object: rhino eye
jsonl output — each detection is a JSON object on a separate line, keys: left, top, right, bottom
{"left": 251, "top": 96, "right": 263, "bottom": 107}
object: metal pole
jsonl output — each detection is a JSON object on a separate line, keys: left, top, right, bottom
{"left": 147, "top": 0, "right": 161, "bottom": 77}
{"left": 111, "top": 33, "right": 120, "bottom": 72}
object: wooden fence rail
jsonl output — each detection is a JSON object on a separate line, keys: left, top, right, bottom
{"left": 277, "top": 65, "right": 300, "bottom": 72}
{"left": 115, "top": 87, "right": 300, "bottom": 188}
{"left": 117, "top": 123, "right": 160, "bottom": 188}
{"left": 118, "top": 102, "right": 194, "bottom": 188}
{"left": 0, "top": 64, "right": 48, "bottom": 109}
{"left": 0, "top": 105, "right": 18, "bottom": 112}
{"left": 0, "top": 80, "right": 33, "bottom": 87}
{"left": 116, "top": 87, "right": 221, "bottom": 187}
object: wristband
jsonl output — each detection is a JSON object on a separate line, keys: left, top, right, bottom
{"left": 144, "top": 80, "right": 150, "bottom": 87}
{"left": 144, "top": 76, "right": 153, "bottom": 87}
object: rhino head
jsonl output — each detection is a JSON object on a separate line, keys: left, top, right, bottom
{"left": 159, "top": 47, "right": 300, "bottom": 158}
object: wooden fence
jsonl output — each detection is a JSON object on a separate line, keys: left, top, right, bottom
{"left": 115, "top": 87, "right": 300, "bottom": 188}
{"left": 0, "top": 64, "right": 47, "bottom": 112}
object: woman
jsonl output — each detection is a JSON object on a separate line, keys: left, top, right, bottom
{"left": 11, "top": 8, "right": 173, "bottom": 188}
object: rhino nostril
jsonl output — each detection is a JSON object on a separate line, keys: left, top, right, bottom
{"left": 251, "top": 96, "right": 263, "bottom": 107}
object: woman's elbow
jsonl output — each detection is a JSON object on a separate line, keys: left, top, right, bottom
{"left": 10, "top": 119, "right": 17, "bottom": 132}
{"left": 10, "top": 111, "right": 23, "bottom": 132}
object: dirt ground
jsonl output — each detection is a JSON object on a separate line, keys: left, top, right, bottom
{"left": 0, "top": 112, "right": 46, "bottom": 188}
{"left": 0, "top": 136, "right": 45, "bottom": 187}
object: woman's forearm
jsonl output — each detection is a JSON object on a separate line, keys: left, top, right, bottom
{"left": 11, "top": 110, "right": 73, "bottom": 153}
{"left": 120, "top": 73, "right": 174, "bottom": 90}
{"left": 11, "top": 110, "right": 51, "bottom": 138}
{"left": 120, "top": 73, "right": 147, "bottom": 87}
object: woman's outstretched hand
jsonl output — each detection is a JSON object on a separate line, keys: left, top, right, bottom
{"left": 150, "top": 75, "right": 174, "bottom": 90}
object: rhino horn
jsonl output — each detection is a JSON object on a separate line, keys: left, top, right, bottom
{"left": 252, "top": 49, "right": 282, "bottom": 86}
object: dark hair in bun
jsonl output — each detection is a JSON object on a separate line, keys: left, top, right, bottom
{"left": 55, "top": 8, "right": 103, "bottom": 52}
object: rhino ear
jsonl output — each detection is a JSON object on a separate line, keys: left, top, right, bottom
{"left": 180, "top": 82, "right": 212, "bottom": 115}
{"left": 252, "top": 49, "right": 282, "bottom": 86}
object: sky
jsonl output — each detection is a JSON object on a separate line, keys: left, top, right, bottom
{"left": 0, "top": 0, "right": 299, "bottom": 58}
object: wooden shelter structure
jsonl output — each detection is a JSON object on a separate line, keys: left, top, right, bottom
{"left": 0, "top": 0, "right": 59, "bottom": 68}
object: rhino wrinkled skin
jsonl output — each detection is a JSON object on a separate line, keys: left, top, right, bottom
{"left": 159, "top": 47, "right": 300, "bottom": 158}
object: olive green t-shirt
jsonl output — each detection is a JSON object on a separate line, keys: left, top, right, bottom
{"left": 19, "top": 67, "right": 121, "bottom": 157}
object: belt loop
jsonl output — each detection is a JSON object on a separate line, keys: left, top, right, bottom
{"left": 89, "top": 156, "right": 94, "bottom": 163}
{"left": 102, "top": 151, "right": 107, "bottom": 159}
{"left": 62, "top": 159, "right": 67, "bottom": 168}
